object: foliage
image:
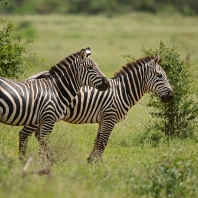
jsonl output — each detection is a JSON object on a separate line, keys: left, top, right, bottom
{"left": 0, "top": 20, "right": 36, "bottom": 79}
{"left": 0, "top": 0, "right": 8, "bottom": 5}
{"left": 1, "top": 0, "right": 198, "bottom": 15}
{"left": 141, "top": 41, "right": 198, "bottom": 138}
{"left": 137, "top": 157, "right": 198, "bottom": 197}
{"left": 121, "top": 54, "right": 135, "bottom": 62}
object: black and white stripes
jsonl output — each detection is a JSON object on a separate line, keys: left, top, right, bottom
{"left": 21, "top": 54, "right": 173, "bottom": 162}
{"left": 0, "top": 47, "right": 109, "bottom": 159}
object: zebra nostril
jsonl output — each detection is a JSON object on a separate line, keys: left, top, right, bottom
{"left": 105, "top": 79, "right": 110, "bottom": 88}
{"left": 97, "top": 77, "right": 109, "bottom": 91}
{"left": 169, "top": 90, "right": 174, "bottom": 99}
{"left": 102, "top": 77, "right": 109, "bottom": 88}
{"left": 161, "top": 89, "right": 174, "bottom": 103}
{"left": 166, "top": 90, "right": 174, "bottom": 102}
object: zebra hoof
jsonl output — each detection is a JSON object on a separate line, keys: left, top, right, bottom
{"left": 87, "top": 156, "right": 102, "bottom": 164}
{"left": 19, "top": 154, "right": 26, "bottom": 161}
{"left": 87, "top": 156, "right": 93, "bottom": 164}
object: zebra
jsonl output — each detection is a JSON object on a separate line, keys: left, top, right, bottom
{"left": 22, "top": 54, "right": 174, "bottom": 163}
{"left": 0, "top": 47, "right": 110, "bottom": 160}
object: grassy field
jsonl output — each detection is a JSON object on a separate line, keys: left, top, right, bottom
{"left": 0, "top": 13, "right": 198, "bottom": 198}
{"left": 2, "top": 13, "right": 198, "bottom": 77}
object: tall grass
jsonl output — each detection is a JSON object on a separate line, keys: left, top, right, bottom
{"left": 0, "top": 13, "right": 198, "bottom": 197}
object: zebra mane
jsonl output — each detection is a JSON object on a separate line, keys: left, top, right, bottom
{"left": 48, "top": 51, "right": 80, "bottom": 74}
{"left": 25, "top": 52, "right": 81, "bottom": 82}
{"left": 114, "top": 56, "right": 153, "bottom": 78}
{"left": 34, "top": 72, "right": 52, "bottom": 80}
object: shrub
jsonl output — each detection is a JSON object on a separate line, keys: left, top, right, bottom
{"left": 141, "top": 41, "right": 198, "bottom": 138}
{"left": 139, "top": 158, "right": 198, "bottom": 197}
{"left": 181, "top": 6, "right": 196, "bottom": 16}
{"left": 0, "top": 20, "right": 36, "bottom": 79}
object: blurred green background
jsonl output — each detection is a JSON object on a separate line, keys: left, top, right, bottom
{"left": 1, "top": 0, "right": 198, "bottom": 16}
{"left": 1, "top": 0, "right": 198, "bottom": 78}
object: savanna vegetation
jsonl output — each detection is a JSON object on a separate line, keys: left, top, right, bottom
{"left": 1, "top": 0, "right": 198, "bottom": 16}
{"left": 0, "top": 10, "right": 198, "bottom": 198}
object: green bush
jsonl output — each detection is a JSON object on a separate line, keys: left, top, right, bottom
{"left": 141, "top": 41, "right": 198, "bottom": 138}
{"left": 181, "top": 6, "right": 196, "bottom": 16}
{"left": 139, "top": 158, "right": 198, "bottom": 197}
{"left": 138, "top": 0, "right": 157, "bottom": 13}
{"left": 0, "top": 20, "right": 36, "bottom": 79}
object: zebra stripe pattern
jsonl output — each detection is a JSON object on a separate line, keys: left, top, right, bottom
{"left": 22, "top": 54, "right": 173, "bottom": 162}
{"left": 0, "top": 47, "right": 109, "bottom": 160}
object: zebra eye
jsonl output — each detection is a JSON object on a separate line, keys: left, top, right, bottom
{"left": 157, "top": 73, "right": 162, "bottom": 78}
{"left": 86, "top": 65, "right": 93, "bottom": 69}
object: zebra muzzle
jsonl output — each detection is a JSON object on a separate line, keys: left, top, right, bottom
{"left": 160, "top": 89, "right": 174, "bottom": 103}
{"left": 97, "top": 77, "right": 110, "bottom": 91}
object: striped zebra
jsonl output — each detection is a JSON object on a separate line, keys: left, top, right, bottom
{"left": 0, "top": 47, "right": 110, "bottom": 160}
{"left": 23, "top": 54, "right": 173, "bottom": 163}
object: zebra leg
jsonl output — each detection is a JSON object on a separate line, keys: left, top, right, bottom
{"left": 34, "top": 126, "right": 41, "bottom": 141}
{"left": 34, "top": 125, "right": 51, "bottom": 158}
{"left": 87, "top": 124, "right": 102, "bottom": 164}
{"left": 38, "top": 122, "right": 55, "bottom": 160}
{"left": 87, "top": 117, "right": 116, "bottom": 164}
{"left": 19, "top": 125, "right": 38, "bottom": 160}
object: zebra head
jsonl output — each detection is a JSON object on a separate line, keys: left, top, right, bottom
{"left": 147, "top": 54, "right": 174, "bottom": 103}
{"left": 78, "top": 47, "right": 109, "bottom": 91}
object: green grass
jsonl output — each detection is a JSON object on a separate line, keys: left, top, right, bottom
{"left": 2, "top": 13, "right": 198, "bottom": 77}
{"left": 0, "top": 13, "right": 198, "bottom": 197}
{"left": 1, "top": 122, "right": 198, "bottom": 198}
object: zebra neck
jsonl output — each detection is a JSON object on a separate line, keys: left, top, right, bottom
{"left": 114, "top": 65, "right": 148, "bottom": 109}
{"left": 49, "top": 61, "right": 81, "bottom": 105}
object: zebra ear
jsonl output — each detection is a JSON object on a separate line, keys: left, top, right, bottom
{"left": 154, "top": 54, "right": 162, "bottom": 64}
{"left": 85, "top": 47, "right": 91, "bottom": 57}
{"left": 79, "top": 47, "right": 92, "bottom": 62}
{"left": 79, "top": 48, "right": 86, "bottom": 62}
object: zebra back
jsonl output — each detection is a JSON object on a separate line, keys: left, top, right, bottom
{"left": 0, "top": 47, "right": 109, "bottom": 126}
